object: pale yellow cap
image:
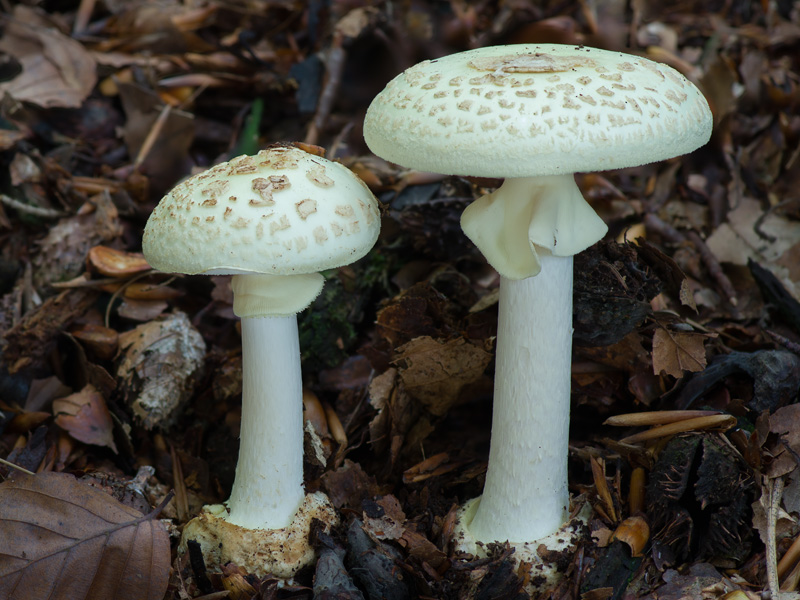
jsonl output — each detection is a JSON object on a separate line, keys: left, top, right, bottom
{"left": 364, "top": 44, "right": 712, "bottom": 177}
{"left": 143, "top": 145, "right": 381, "bottom": 277}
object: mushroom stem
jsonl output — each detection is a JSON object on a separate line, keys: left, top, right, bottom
{"left": 467, "top": 253, "right": 573, "bottom": 543}
{"left": 226, "top": 314, "right": 305, "bottom": 529}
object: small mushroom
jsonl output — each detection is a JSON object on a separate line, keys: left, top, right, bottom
{"left": 142, "top": 144, "right": 381, "bottom": 578}
{"left": 364, "top": 44, "right": 712, "bottom": 584}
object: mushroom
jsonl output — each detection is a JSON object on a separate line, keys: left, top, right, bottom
{"left": 142, "top": 144, "right": 381, "bottom": 578}
{"left": 364, "top": 44, "right": 712, "bottom": 578}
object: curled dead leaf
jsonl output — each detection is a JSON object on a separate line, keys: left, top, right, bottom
{"left": 87, "top": 245, "right": 151, "bottom": 278}
{"left": 612, "top": 516, "right": 650, "bottom": 557}
{"left": 53, "top": 384, "right": 118, "bottom": 453}
{"left": 70, "top": 323, "right": 119, "bottom": 361}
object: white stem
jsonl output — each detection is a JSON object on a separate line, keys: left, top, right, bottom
{"left": 226, "top": 315, "right": 305, "bottom": 530}
{"left": 468, "top": 253, "right": 573, "bottom": 543}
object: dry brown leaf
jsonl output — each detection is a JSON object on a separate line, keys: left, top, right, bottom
{"left": 87, "top": 245, "right": 151, "bottom": 278}
{"left": 70, "top": 323, "right": 120, "bottom": 361}
{"left": 393, "top": 336, "right": 491, "bottom": 416}
{"left": 53, "top": 384, "right": 118, "bottom": 453}
{"left": 0, "top": 7, "right": 97, "bottom": 108}
{"left": 0, "top": 471, "right": 170, "bottom": 600}
{"left": 612, "top": 516, "right": 650, "bottom": 557}
{"left": 652, "top": 328, "right": 709, "bottom": 378}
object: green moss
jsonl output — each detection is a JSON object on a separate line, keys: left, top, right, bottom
{"left": 298, "top": 275, "right": 357, "bottom": 372}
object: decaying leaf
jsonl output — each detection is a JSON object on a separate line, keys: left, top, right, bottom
{"left": 53, "top": 384, "right": 118, "bottom": 453}
{"left": 32, "top": 192, "right": 122, "bottom": 290}
{"left": 652, "top": 328, "right": 711, "bottom": 378}
{"left": 612, "top": 516, "right": 650, "bottom": 558}
{"left": 375, "top": 283, "right": 458, "bottom": 347}
{"left": 2, "top": 289, "right": 99, "bottom": 374}
{"left": 367, "top": 368, "right": 421, "bottom": 456}
{"left": 0, "top": 7, "right": 97, "bottom": 108}
{"left": 116, "top": 310, "right": 205, "bottom": 429}
{"left": 636, "top": 239, "right": 697, "bottom": 312}
{"left": 0, "top": 471, "right": 170, "bottom": 600}
{"left": 392, "top": 336, "right": 491, "bottom": 415}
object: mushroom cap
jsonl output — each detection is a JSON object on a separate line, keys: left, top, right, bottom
{"left": 143, "top": 145, "right": 381, "bottom": 276}
{"left": 364, "top": 44, "right": 712, "bottom": 178}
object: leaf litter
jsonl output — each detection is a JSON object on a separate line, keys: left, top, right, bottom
{"left": 0, "top": 0, "right": 799, "bottom": 599}
{"left": 0, "top": 471, "right": 170, "bottom": 600}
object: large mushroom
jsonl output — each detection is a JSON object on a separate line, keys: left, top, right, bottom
{"left": 364, "top": 44, "right": 712, "bottom": 577}
{"left": 142, "top": 144, "right": 381, "bottom": 578}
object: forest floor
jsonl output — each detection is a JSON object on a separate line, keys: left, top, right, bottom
{"left": 1, "top": 0, "right": 800, "bottom": 599}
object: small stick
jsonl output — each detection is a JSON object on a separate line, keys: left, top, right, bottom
{"left": 305, "top": 32, "right": 346, "bottom": 146}
{"left": 0, "top": 457, "right": 35, "bottom": 476}
{"left": 644, "top": 213, "right": 739, "bottom": 309}
{"left": 0, "top": 194, "right": 67, "bottom": 219}
{"left": 605, "top": 410, "right": 722, "bottom": 427}
{"left": 643, "top": 212, "right": 686, "bottom": 245}
{"left": 767, "top": 477, "right": 785, "bottom": 599}
{"left": 685, "top": 230, "right": 738, "bottom": 306}
{"left": 778, "top": 532, "right": 800, "bottom": 580}
{"left": 767, "top": 330, "right": 800, "bottom": 355}
{"left": 619, "top": 414, "right": 736, "bottom": 444}
{"left": 629, "top": 467, "right": 646, "bottom": 515}
{"left": 135, "top": 104, "right": 173, "bottom": 168}
{"left": 72, "top": 0, "right": 96, "bottom": 34}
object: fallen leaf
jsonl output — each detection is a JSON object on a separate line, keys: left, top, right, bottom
{"left": 320, "top": 459, "right": 381, "bottom": 511}
{"left": 611, "top": 516, "right": 650, "bottom": 557}
{"left": 652, "top": 328, "right": 710, "bottom": 378}
{"left": 706, "top": 197, "right": 800, "bottom": 299}
{"left": 69, "top": 323, "right": 120, "bottom": 361}
{"left": 638, "top": 563, "right": 725, "bottom": 600}
{"left": 2, "top": 289, "right": 100, "bottom": 374}
{"left": 393, "top": 336, "right": 491, "bottom": 415}
{"left": 0, "top": 471, "right": 170, "bottom": 600}
{"left": 0, "top": 7, "right": 97, "bottom": 108}
{"left": 375, "top": 283, "right": 457, "bottom": 347}
{"left": 87, "top": 245, "right": 151, "bottom": 278}
{"left": 32, "top": 192, "right": 122, "bottom": 290}
{"left": 53, "top": 384, "right": 118, "bottom": 453}
{"left": 116, "top": 297, "right": 169, "bottom": 322}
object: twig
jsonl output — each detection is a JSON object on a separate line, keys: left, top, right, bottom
{"left": 134, "top": 104, "right": 173, "bottom": 168}
{"left": 643, "top": 212, "right": 684, "bottom": 245}
{"left": 685, "top": 230, "right": 738, "bottom": 307}
{"left": 305, "top": 31, "right": 347, "bottom": 146}
{"left": 103, "top": 270, "right": 160, "bottom": 327}
{"left": 766, "top": 330, "right": 800, "bottom": 356}
{"left": 644, "top": 213, "right": 739, "bottom": 310}
{"left": 778, "top": 532, "right": 800, "bottom": 582}
{"left": 72, "top": 0, "right": 96, "bottom": 35}
{"left": 0, "top": 457, "right": 36, "bottom": 476}
{"left": 0, "top": 194, "right": 68, "bottom": 219}
{"left": 768, "top": 477, "right": 785, "bottom": 599}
